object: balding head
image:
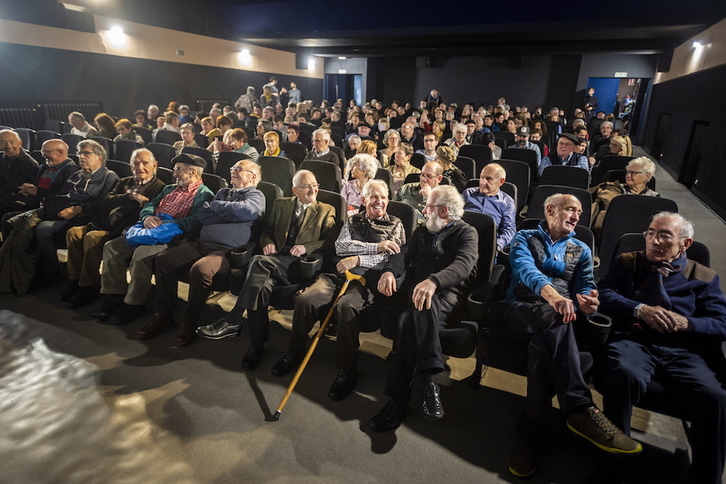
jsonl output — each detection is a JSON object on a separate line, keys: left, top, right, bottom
{"left": 0, "top": 130, "right": 23, "bottom": 158}
{"left": 41, "top": 139, "right": 69, "bottom": 167}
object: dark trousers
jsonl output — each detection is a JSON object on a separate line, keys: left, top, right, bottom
{"left": 154, "top": 240, "right": 230, "bottom": 328}
{"left": 383, "top": 289, "right": 459, "bottom": 405}
{"left": 498, "top": 301, "right": 593, "bottom": 440}
{"left": 289, "top": 274, "right": 377, "bottom": 369}
{"left": 602, "top": 333, "right": 726, "bottom": 484}
{"left": 224, "top": 254, "right": 299, "bottom": 346}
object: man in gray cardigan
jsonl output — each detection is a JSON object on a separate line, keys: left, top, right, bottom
{"left": 142, "top": 159, "right": 265, "bottom": 345}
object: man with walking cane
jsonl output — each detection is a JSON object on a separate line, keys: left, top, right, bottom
{"left": 271, "top": 179, "right": 406, "bottom": 401}
{"left": 368, "top": 185, "right": 478, "bottom": 432}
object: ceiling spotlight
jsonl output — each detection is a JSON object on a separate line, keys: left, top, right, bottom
{"left": 338, "top": 56, "right": 347, "bottom": 60}
{"left": 692, "top": 41, "right": 703, "bottom": 48}
{"left": 238, "top": 49, "right": 251, "bottom": 66}
{"left": 308, "top": 57, "right": 316, "bottom": 70}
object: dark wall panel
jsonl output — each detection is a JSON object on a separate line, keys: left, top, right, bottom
{"left": 0, "top": 43, "right": 323, "bottom": 119}
{"left": 642, "top": 63, "right": 726, "bottom": 219}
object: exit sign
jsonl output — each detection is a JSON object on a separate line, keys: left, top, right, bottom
{"left": 614, "top": 72, "right": 628, "bottom": 78}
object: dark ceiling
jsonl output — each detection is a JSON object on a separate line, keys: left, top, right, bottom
{"left": 6, "top": 0, "right": 726, "bottom": 58}
{"left": 214, "top": 0, "right": 726, "bottom": 57}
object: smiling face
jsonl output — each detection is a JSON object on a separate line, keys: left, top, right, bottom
{"left": 0, "top": 131, "right": 23, "bottom": 158}
{"left": 556, "top": 137, "right": 576, "bottom": 158}
{"left": 229, "top": 160, "right": 257, "bottom": 189}
{"left": 644, "top": 216, "right": 692, "bottom": 264}
{"left": 362, "top": 184, "right": 389, "bottom": 220}
{"left": 292, "top": 172, "right": 319, "bottom": 205}
{"left": 41, "top": 140, "right": 67, "bottom": 167}
{"left": 545, "top": 195, "right": 581, "bottom": 241}
{"left": 131, "top": 151, "right": 157, "bottom": 182}
{"left": 264, "top": 134, "right": 279, "bottom": 153}
{"left": 386, "top": 132, "right": 400, "bottom": 150}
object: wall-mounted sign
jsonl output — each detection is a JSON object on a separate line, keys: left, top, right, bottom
{"left": 614, "top": 72, "right": 627, "bottom": 78}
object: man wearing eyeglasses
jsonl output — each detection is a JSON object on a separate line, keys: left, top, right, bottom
{"left": 501, "top": 193, "right": 641, "bottom": 478}
{"left": 140, "top": 160, "right": 266, "bottom": 346}
{"left": 598, "top": 212, "right": 726, "bottom": 484}
{"left": 303, "top": 129, "right": 340, "bottom": 166}
{"left": 400, "top": 120, "right": 423, "bottom": 152}
{"left": 538, "top": 132, "right": 588, "bottom": 177}
{"left": 396, "top": 161, "right": 444, "bottom": 222}
{"left": 199, "top": 169, "right": 338, "bottom": 370}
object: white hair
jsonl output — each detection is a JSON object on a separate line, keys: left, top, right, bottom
{"left": 293, "top": 169, "right": 316, "bottom": 187}
{"left": 362, "top": 179, "right": 389, "bottom": 199}
{"left": 652, "top": 212, "right": 694, "bottom": 239}
{"left": 431, "top": 185, "right": 464, "bottom": 220}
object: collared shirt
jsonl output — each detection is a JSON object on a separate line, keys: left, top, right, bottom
{"left": 334, "top": 213, "right": 406, "bottom": 270}
{"left": 156, "top": 179, "right": 203, "bottom": 219}
{"left": 313, "top": 148, "right": 331, "bottom": 157}
{"left": 397, "top": 182, "right": 427, "bottom": 221}
{"left": 461, "top": 188, "right": 517, "bottom": 249}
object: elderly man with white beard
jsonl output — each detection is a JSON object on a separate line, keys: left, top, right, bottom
{"left": 368, "top": 185, "right": 478, "bottom": 432}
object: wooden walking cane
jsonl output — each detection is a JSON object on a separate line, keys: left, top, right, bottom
{"left": 270, "top": 270, "right": 366, "bottom": 421}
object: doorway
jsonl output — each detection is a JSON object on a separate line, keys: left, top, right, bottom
{"left": 324, "top": 74, "right": 363, "bottom": 106}
{"left": 586, "top": 77, "right": 650, "bottom": 138}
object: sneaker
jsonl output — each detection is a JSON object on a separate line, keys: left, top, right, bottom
{"left": 368, "top": 399, "right": 410, "bottom": 432}
{"left": 421, "top": 382, "right": 444, "bottom": 420}
{"left": 508, "top": 438, "right": 537, "bottom": 478}
{"left": 197, "top": 318, "right": 242, "bottom": 340}
{"left": 566, "top": 407, "right": 643, "bottom": 454}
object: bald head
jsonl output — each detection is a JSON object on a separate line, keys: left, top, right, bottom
{"left": 41, "top": 139, "right": 69, "bottom": 167}
{"left": 0, "top": 130, "right": 23, "bottom": 158}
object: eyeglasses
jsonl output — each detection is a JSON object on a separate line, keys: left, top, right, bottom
{"left": 230, "top": 166, "right": 254, "bottom": 174}
{"left": 297, "top": 183, "right": 319, "bottom": 190}
{"left": 78, "top": 150, "right": 96, "bottom": 156}
{"left": 424, "top": 204, "right": 443, "bottom": 209}
{"left": 420, "top": 172, "right": 438, "bottom": 179}
{"left": 41, "top": 149, "right": 61, "bottom": 155}
{"left": 643, "top": 230, "right": 679, "bottom": 242}
{"left": 626, "top": 170, "right": 644, "bottom": 176}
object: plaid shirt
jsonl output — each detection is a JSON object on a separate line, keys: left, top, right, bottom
{"left": 156, "top": 179, "right": 203, "bottom": 219}
{"left": 334, "top": 213, "right": 406, "bottom": 270}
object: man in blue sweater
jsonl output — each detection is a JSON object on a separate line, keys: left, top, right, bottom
{"left": 502, "top": 193, "right": 641, "bottom": 478}
{"left": 598, "top": 212, "right": 726, "bottom": 484}
{"left": 141, "top": 159, "right": 266, "bottom": 345}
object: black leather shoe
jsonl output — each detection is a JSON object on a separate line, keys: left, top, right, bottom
{"left": 241, "top": 344, "right": 264, "bottom": 371}
{"left": 421, "top": 382, "right": 444, "bottom": 420}
{"left": 328, "top": 368, "right": 358, "bottom": 400}
{"left": 197, "top": 318, "right": 242, "bottom": 340}
{"left": 368, "top": 399, "right": 410, "bottom": 432}
{"left": 110, "top": 303, "right": 147, "bottom": 325}
{"left": 91, "top": 295, "right": 123, "bottom": 320}
{"left": 271, "top": 350, "right": 304, "bottom": 377}
{"left": 58, "top": 279, "right": 79, "bottom": 302}
{"left": 65, "top": 285, "right": 100, "bottom": 309}
{"left": 176, "top": 324, "right": 197, "bottom": 346}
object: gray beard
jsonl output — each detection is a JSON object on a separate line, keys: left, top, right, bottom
{"left": 426, "top": 212, "right": 447, "bottom": 233}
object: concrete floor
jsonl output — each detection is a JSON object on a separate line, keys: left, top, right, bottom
{"left": 1, "top": 153, "right": 724, "bottom": 484}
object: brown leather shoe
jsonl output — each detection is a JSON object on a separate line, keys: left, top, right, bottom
{"left": 176, "top": 323, "right": 197, "bottom": 346}
{"left": 137, "top": 314, "right": 175, "bottom": 339}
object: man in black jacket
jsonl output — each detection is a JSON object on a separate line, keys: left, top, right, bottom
{"left": 0, "top": 129, "right": 38, "bottom": 219}
{"left": 368, "top": 185, "right": 478, "bottom": 432}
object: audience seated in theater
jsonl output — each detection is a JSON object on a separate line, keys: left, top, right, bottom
{"left": 443, "top": 124, "right": 469, "bottom": 155}
{"left": 590, "top": 120, "right": 614, "bottom": 156}
{"left": 507, "top": 126, "right": 542, "bottom": 167}
{"left": 200, "top": 116, "right": 215, "bottom": 142}
{"left": 368, "top": 185, "right": 477, "bottom": 432}
{"left": 286, "top": 123, "right": 302, "bottom": 144}
{"left": 397, "top": 160, "right": 443, "bottom": 222}
{"left": 344, "top": 135, "right": 361, "bottom": 160}
{"left": 93, "top": 154, "right": 214, "bottom": 325}
{"left": 386, "top": 142, "right": 420, "bottom": 196}
{"left": 173, "top": 123, "right": 200, "bottom": 155}
{"left": 94, "top": 113, "right": 117, "bottom": 139}
{"left": 464, "top": 119, "right": 483, "bottom": 145}
{"left": 60, "top": 148, "right": 165, "bottom": 309}
{"left": 147, "top": 104, "right": 160, "bottom": 123}
{"left": 304, "top": 129, "right": 340, "bottom": 165}
{"left": 538, "top": 133, "right": 588, "bottom": 176}
{"left": 598, "top": 212, "right": 726, "bottom": 484}
{"left": 400, "top": 120, "right": 423, "bottom": 151}
{"left": 68, "top": 111, "right": 98, "bottom": 138}
{"left": 500, "top": 193, "right": 641, "bottom": 478}
{"left": 152, "top": 115, "right": 166, "bottom": 138}
{"left": 0, "top": 129, "right": 39, "bottom": 220}
{"left": 197, "top": 170, "right": 337, "bottom": 370}
{"left": 529, "top": 128, "right": 548, "bottom": 157}
{"left": 142, "top": 159, "right": 265, "bottom": 345}
{"left": 162, "top": 111, "right": 181, "bottom": 134}
{"left": 0, "top": 139, "right": 118, "bottom": 293}
{"left": 272, "top": 178, "right": 406, "bottom": 399}
{"left": 435, "top": 145, "right": 466, "bottom": 192}
{"left": 178, "top": 105, "right": 193, "bottom": 124}
{"left": 341, "top": 153, "right": 377, "bottom": 215}
{"left": 416, "top": 132, "right": 439, "bottom": 162}
{"left": 462, "top": 163, "right": 516, "bottom": 252}
{"left": 114, "top": 118, "right": 146, "bottom": 146}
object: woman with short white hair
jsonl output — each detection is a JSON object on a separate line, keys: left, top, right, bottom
{"left": 341, "top": 153, "right": 378, "bottom": 214}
